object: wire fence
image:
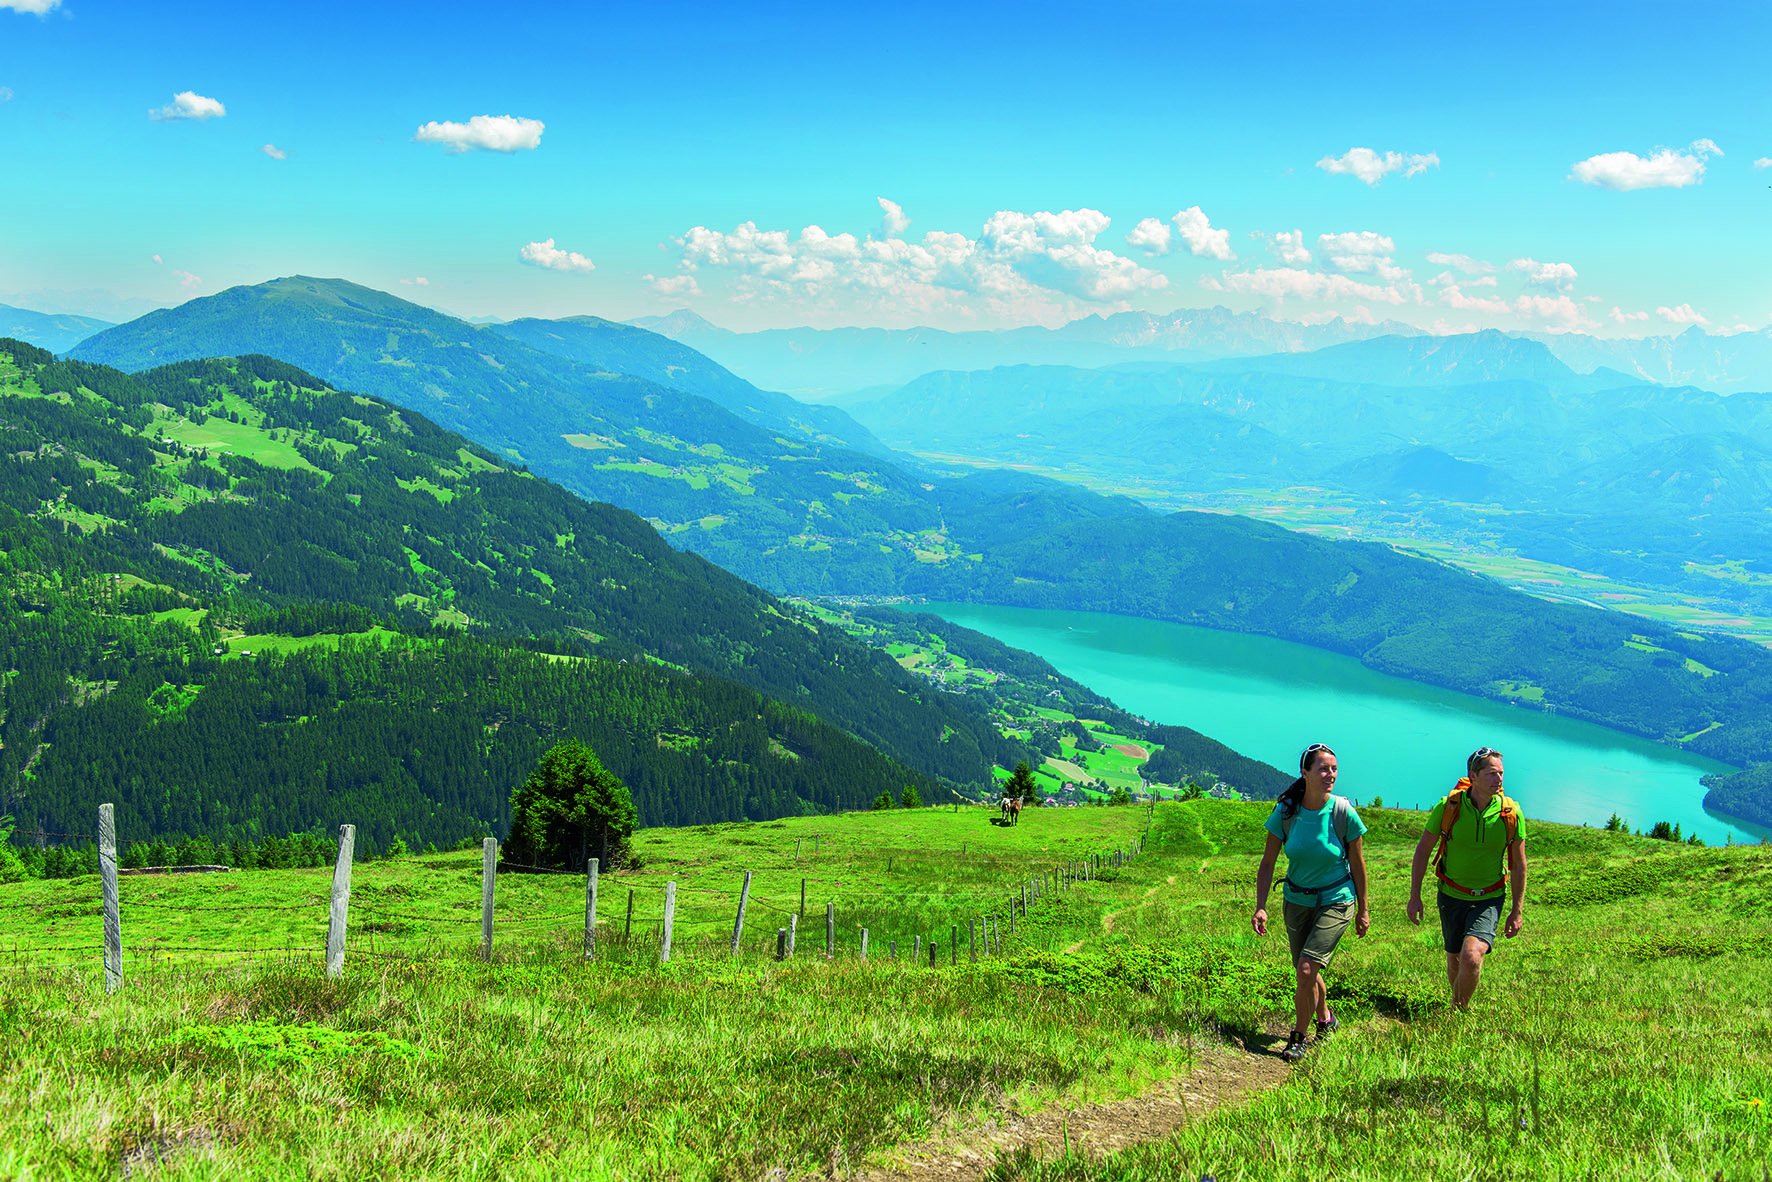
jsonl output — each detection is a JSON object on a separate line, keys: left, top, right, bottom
{"left": 2, "top": 806, "right": 1151, "bottom": 988}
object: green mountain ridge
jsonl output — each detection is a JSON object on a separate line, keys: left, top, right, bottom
{"left": 0, "top": 341, "right": 1045, "bottom": 848}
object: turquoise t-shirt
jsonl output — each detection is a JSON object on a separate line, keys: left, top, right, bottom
{"left": 1265, "top": 796, "right": 1366, "bottom": 907}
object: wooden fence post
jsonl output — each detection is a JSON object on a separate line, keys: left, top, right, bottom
{"left": 98, "top": 804, "right": 122, "bottom": 994}
{"left": 860, "top": 929, "right": 869, "bottom": 960}
{"left": 788, "top": 912, "right": 798, "bottom": 957}
{"left": 661, "top": 881, "right": 676, "bottom": 963}
{"left": 889, "top": 940, "right": 897, "bottom": 959}
{"left": 928, "top": 939, "right": 937, "bottom": 968}
{"left": 731, "top": 870, "right": 752, "bottom": 956}
{"left": 480, "top": 838, "right": 497, "bottom": 961}
{"left": 950, "top": 925, "right": 957, "bottom": 965}
{"left": 326, "top": 823, "right": 355, "bottom": 979}
{"left": 800, "top": 877, "right": 806, "bottom": 919}
{"left": 913, "top": 934, "right": 921, "bottom": 963}
{"left": 969, "top": 918, "right": 977, "bottom": 963}
{"left": 796, "top": 837, "right": 802, "bottom": 861}
{"left": 625, "top": 888, "right": 635, "bottom": 940}
{"left": 825, "top": 901, "right": 835, "bottom": 959}
{"left": 584, "top": 857, "right": 600, "bottom": 961}
{"left": 776, "top": 928, "right": 787, "bottom": 960}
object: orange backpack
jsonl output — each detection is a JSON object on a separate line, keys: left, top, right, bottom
{"left": 1432, "top": 778, "right": 1520, "bottom": 897}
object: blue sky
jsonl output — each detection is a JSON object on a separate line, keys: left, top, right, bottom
{"left": 1, "top": 0, "right": 1768, "bottom": 334}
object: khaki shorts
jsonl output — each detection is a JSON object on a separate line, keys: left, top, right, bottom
{"left": 1283, "top": 900, "right": 1356, "bottom": 968}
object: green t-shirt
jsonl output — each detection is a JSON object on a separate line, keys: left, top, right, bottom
{"left": 1427, "top": 791, "right": 1527, "bottom": 901}
{"left": 1265, "top": 796, "right": 1366, "bottom": 907}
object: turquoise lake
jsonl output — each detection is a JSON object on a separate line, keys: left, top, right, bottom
{"left": 912, "top": 603, "right": 1767, "bottom": 846}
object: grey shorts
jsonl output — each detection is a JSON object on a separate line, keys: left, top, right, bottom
{"left": 1283, "top": 899, "right": 1355, "bottom": 968}
{"left": 1438, "top": 892, "right": 1502, "bottom": 954}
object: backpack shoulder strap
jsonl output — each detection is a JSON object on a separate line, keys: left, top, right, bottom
{"left": 1497, "top": 793, "right": 1521, "bottom": 846}
{"left": 1331, "top": 795, "right": 1352, "bottom": 850}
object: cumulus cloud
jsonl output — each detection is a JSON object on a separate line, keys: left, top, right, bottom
{"left": 1205, "top": 266, "right": 1416, "bottom": 306}
{"left": 1172, "top": 206, "right": 1233, "bottom": 260}
{"left": 1316, "top": 147, "right": 1440, "bottom": 185}
{"left": 149, "top": 91, "right": 226, "bottom": 122}
{"left": 1425, "top": 251, "right": 1495, "bottom": 276}
{"left": 0, "top": 0, "right": 61, "bottom": 13}
{"left": 1317, "top": 231, "right": 1397, "bottom": 273}
{"left": 665, "top": 204, "right": 1166, "bottom": 324}
{"left": 1610, "top": 306, "right": 1650, "bottom": 324}
{"left": 0, "top": 87, "right": 12, "bottom": 102}
{"left": 415, "top": 114, "right": 544, "bottom": 153}
{"left": 173, "top": 270, "right": 202, "bottom": 290}
{"left": 1570, "top": 139, "right": 1719, "bottom": 190}
{"left": 1657, "top": 303, "right": 1707, "bottom": 326}
{"left": 151, "top": 254, "right": 163, "bottom": 264}
{"left": 399, "top": 277, "right": 430, "bottom": 287}
{"left": 1261, "top": 230, "right": 1311, "bottom": 265}
{"left": 1126, "top": 217, "right": 1172, "bottom": 256}
{"left": 1509, "top": 257, "right": 1578, "bottom": 292}
{"left": 519, "top": 238, "right": 595, "bottom": 273}
{"left": 1756, "top": 157, "right": 1772, "bottom": 169}
{"left": 878, "top": 197, "right": 909, "bottom": 237}
{"left": 646, "top": 273, "right": 702, "bottom": 298}
{"left": 262, "top": 143, "right": 287, "bottom": 160}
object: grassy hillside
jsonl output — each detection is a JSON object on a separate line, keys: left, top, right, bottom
{"left": 3, "top": 802, "right": 1765, "bottom": 1179}
{"left": 0, "top": 341, "right": 1035, "bottom": 845}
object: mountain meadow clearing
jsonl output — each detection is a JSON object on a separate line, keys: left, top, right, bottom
{"left": 3, "top": 800, "right": 1768, "bottom": 1180}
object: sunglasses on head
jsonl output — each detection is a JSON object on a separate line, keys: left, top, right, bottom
{"left": 1300, "top": 742, "right": 1335, "bottom": 768}
{"left": 1470, "top": 747, "right": 1498, "bottom": 762}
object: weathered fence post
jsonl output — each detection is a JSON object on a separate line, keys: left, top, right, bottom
{"left": 788, "top": 912, "right": 798, "bottom": 956}
{"left": 731, "top": 870, "right": 752, "bottom": 956}
{"left": 625, "top": 888, "right": 635, "bottom": 940}
{"left": 826, "top": 901, "right": 835, "bottom": 959}
{"left": 800, "top": 877, "right": 806, "bottom": 919}
{"left": 98, "top": 804, "right": 122, "bottom": 994}
{"left": 584, "top": 857, "right": 600, "bottom": 960}
{"left": 480, "top": 837, "right": 497, "bottom": 961}
{"left": 796, "top": 837, "right": 802, "bottom": 861}
{"left": 776, "top": 928, "right": 788, "bottom": 960}
{"left": 860, "top": 929, "right": 869, "bottom": 961}
{"left": 913, "top": 934, "right": 921, "bottom": 963}
{"left": 950, "top": 925, "right": 958, "bottom": 965}
{"left": 326, "top": 823, "right": 356, "bottom": 979}
{"left": 889, "top": 940, "right": 897, "bottom": 959}
{"left": 969, "top": 918, "right": 977, "bottom": 963}
{"left": 661, "top": 881, "right": 676, "bottom": 963}
{"left": 928, "top": 939, "right": 937, "bottom": 968}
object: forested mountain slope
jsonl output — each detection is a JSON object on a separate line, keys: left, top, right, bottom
{"left": 0, "top": 341, "right": 1031, "bottom": 848}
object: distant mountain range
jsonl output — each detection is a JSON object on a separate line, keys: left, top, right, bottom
{"left": 56, "top": 279, "right": 1772, "bottom": 824}
{"left": 0, "top": 302, "right": 113, "bottom": 354}
{"left": 629, "top": 307, "right": 1772, "bottom": 398}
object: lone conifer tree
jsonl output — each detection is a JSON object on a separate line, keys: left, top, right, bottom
{"left": 506, "top": 740, "right": 637, "bottom": 870}
{"left": 1005, "top": 760, "right": 1041, "bottom": 803}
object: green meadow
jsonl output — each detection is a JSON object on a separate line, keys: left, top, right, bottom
{"left": 2, "top": 802, "right": 1767, "bottom": 1179}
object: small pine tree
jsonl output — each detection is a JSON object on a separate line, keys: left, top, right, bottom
{"left": 1605, "top": 813, "right": 1624, "bottom": 832}
{"left": 1005, "top": 761, "right": 1040, "bottom": 803}
{"left": 899, "top": 784, "right": 922, "bottom": 809}
{"left": 1109, "top": 785, "right": 1132, "bottom": 807}
{"left": 506, "top": 740, "right": 637, "bottom": 871}
{"left": 871, "top": 791, "right": 896, "bottom": 811}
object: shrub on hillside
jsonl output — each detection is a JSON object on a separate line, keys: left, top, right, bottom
{"left": 506, "top": 740, "right": 637, "bottom": 871}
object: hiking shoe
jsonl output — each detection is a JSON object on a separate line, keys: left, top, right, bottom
{"left": 1316, "top": 1011, "right": 1339, "bottom": 1038}
{"left": 1280, "top": 1031, "right": 1308, "bottom": 1062}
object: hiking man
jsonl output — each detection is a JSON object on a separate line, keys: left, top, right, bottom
{"left": 1407, "top": 746, "right": 1528, "bottom": 1009}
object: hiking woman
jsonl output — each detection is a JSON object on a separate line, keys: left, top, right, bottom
{"left": 1407, "top": 746, "right": 1528, "bottom": 1010}
{"left": 1251, "top": 743, "right": 1370, "bottom": 1062}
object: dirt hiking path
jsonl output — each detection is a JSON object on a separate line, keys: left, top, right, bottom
{"left": 834, "top": 1039, "right": 1287, "bottom": 1182}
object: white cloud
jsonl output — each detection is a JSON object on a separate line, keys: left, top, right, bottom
{"left": 1206, "top": 266, "right": 1415, "bottom": 306}
{"left": 1316, "top": 147, "right": 1440, "bottom": 185}
{"left": 0, "top": 87, "right": 12, "bottom": 102}
{"left": 668, "top": 204, "right": 1166, "bottom": 324}
{"left": 1509, "top": 257, "right": 1578, "bottom": 292}
{"left": 1262, "top": 229, "right": 1311, "bottom": 265}
{"left": 173, "top": 270, "right": 202, "bottom": 290}
{"left": 1570, "top": 139, "right": 1718, "bottom": 190}
{"left": 1425, "top": 251, "right": 1495, "bottom": 276}
{"left": 415, "top": 114, "right": 544, "bottom": 154}
{"left": 646, "top": 273, "right": 702, "bottom": 298}
{"left": 0, "top": 0, "right": 61, "bottom": 13}
{"left": 1317, "top": 231, "right": 1396, "bottom": 274}
{"left": 1756, "top": 157, "right": 1772, "bottom": 169}
{"left": 149, "top": 91, "right": 226, "bottom": 122}
{"left": 1126, "top": 217, "right": 1172, "bottom": 256}
{"left": 151, "top": 254, "right": 163, "bottom": 265}
{"left": 877, "top": 197, "right": 909, "bottom": 237}
{"left": 1172, "top": 206, "right": 1234, "bottom": 260}
{"left": 1657, "top": 303, "right": 1707, "bottom": 326}
{"left": 519, "top": 238, "right": 595, "bottom": 273}
{"left": 262, "top": 143, "right": 287, "bottom": 160}
{"left": 1610, "top": 306, "right": 1650, "bottom": 324}
{"left": 399, "top": 277, "right": 430, "bottom": 287}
